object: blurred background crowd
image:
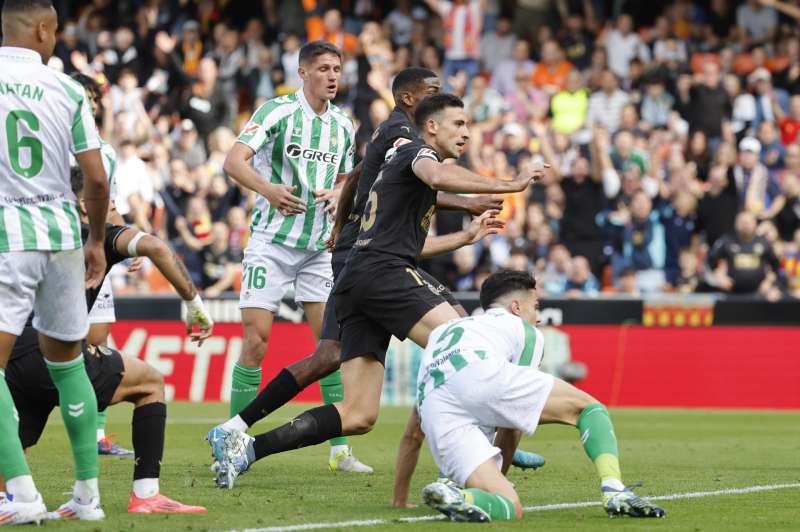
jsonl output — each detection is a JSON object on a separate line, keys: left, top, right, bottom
{"left": 40, "top": 0, "right": 800, "bottom": 300}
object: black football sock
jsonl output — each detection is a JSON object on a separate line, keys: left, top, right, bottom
{"left": 132, "top": 402, "right": 166, "bottom": 481}
{"left": 252, "top": 404, "right": 342, "bottom": 461}
{"left": 238, "top": 368, "right": 302, "bottom": 427}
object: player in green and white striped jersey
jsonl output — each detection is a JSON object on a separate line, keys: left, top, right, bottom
{"left": 415, "top": 270, "right": 665, "bottom": 523}
{"left": 0, "top": 0, "right": 110, "bottom": 524}
{"left": 69, "top": 72, "right": 137, "bottom": 457}
{"left": 220, "top": 41, "right": 370, "bottom": 473}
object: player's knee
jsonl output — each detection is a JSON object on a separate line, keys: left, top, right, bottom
{"left": 342, "top": 408, "right": 379, "bottom": 435}
{"left": 143, "top": 365, "right": 165, "bottom": 402}
{"left": 241, "top": 327, "right": 269, "bottom": 365}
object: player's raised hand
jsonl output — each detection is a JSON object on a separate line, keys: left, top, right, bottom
{"left": 314, "top": 187, "right": 342, "bottom": 217}
{"left": 466, "top": 210, "right": 505, "bottom": 244}
{"left": 84, "top": 237, "right": 107, "bottom": 289}
{"left": 263, "top": 183, "right": 306, "bottom": 216}
{"left": 465, "top": 195, "right": 504, "bottom": 216}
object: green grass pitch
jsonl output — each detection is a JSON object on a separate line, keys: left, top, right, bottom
{"left": 28, "top": 402, "right": 800, "bottom": 531}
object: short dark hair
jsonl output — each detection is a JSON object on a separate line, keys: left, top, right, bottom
{"left": 479, "top": 269, "right": 536, "bottom": 310}
{"left": 391, "top": 67, "right": 437, "bottom": 98}
{"left": 299, "top": 41, "right": 342, "bottom": 65}
{"left": 70, "top": 165, "right": 83, "bottom": 196}
{"left": 2, "top": 0, "right": 53, "bottom": 14}
{"left": 71, "top": 73, "right": 101, "bottom": 101}
{"left": 414, "top": 93, "right": 463, "bottom": 129}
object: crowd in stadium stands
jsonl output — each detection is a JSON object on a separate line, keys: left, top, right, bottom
{"left": 47, "top": 0, "right": 800, "bottom": 300}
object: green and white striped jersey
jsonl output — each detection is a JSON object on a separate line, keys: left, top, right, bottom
{"left": 101, "top": 140, "right": 118, "bottom": 200}
{"left": 236, "top": 89, "right": 355, "bottom": 251}
{"left": 0, "top": 47, "right": 101, "bottom": 252}
{"left": 416, "top": 308, "right": 545, "bottom": 405}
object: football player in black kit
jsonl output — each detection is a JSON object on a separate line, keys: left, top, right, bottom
{"left": 208, "top": 93, "right": 547, "bottom": 491}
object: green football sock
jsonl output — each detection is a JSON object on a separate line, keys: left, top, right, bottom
{"left": 319, "top": 370, "right": 347, "bottom": 447}
{"left": 576, "top": 403, "right": 622, "bottom": 484}
{"left": 46, "top": 356, "right": 99, "bottom": 480}
{"left": 230, "top": 363, "right": 261, "bottom": 417}
{"left": 463, "top": 488, "right": 516, "bottom": 520}
{"left": 0, "top": 371, "right": 31, "bottom": 480}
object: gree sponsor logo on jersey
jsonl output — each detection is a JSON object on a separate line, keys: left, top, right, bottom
{"left": 285, "top": 143, "right": 340, "bottom": 165}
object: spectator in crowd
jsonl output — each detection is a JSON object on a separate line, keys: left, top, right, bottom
{"left": 640, "top": 76, "right": 673, "bottom": 129}
{"left": 709, "top": 211, "right": 784, "bottom": 300}
{"left": 603, "top": 14, "right": 650, "bottom": 79}
{"left": 550, "top": 70, "right": 589, "bottom": 135}
{"left": 565, "top": 255, "right": 600, "bottom": 297}
{"left": 531, "top": 40, "right": 573, "bottom": 95}
{"left": 426, "top": 0, "right": 482, "bottom": 90}
{"left": 492, "top": 39, "right": 534, "bottom": 98}
{"left": 616, "top": 267, "right": 641, "bottom": 296}
{"left": 480, "top": 16, "right": 515, "bottom": 72}
{"left": 697, "top": 164, "right": 739, "bottom": 249}
{"left": 200, "top": 222, "right": 239, "bottom": 297}
{"left": 560, "top": 13, "right": 593, "bottom": 70}
{"left": 674, "top": 249, "right": 701, "bottom": 293}
{"left": 586, "top": 70, "right": 629, "bottom": 133}
{"left": 689, "top": 62, "right": 730, "bottom": 145}
{"left": 172, "top": 119, "right": 207, "bottom": 169}
{"left": 737, "top": 0, "right": 778, "bottom": 47}
{"left": 662, "top": 191, "right": 698, "bottom": 285}
{"left": 541, "top": 244, "right": 571, "bottom": 294}
{"left": 750, "top": 68, "right": 789, "bottom": 129}
{"left": 734, "top": 136, "right": 785, "bottom": 219}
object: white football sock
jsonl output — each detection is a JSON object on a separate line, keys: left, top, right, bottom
{"left": 6, "top": 475, "right": 37, "bottom": 502}
{"left": 601, "top": 479, "right": 626, "bottom": 492}
{"left": 74, "top": 478, "right": 99, "bottom": 505}
{"left": 221, "top": 415, "right": 249, "bottom": 433}
{"left": 133, "top": 478, "right": 159, "bottom": 499}
{"left": 329, "top": 444, "right": 349, "bottom": 458}
{"left": 96, "top": 428, "right": 106, "bottom": 441}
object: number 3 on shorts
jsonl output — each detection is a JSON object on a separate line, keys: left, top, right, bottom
{"left": 243, "top": 264, "right": 267, "bottom": 290}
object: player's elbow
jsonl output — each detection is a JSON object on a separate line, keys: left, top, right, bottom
{"left": 137, "top": 235, "right": 170, "bottom": 262}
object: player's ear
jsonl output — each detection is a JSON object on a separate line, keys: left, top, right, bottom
{"left": 509, "top": 299, "right": 522, "bottom": 317}
{"left": 298, "top": 64, "right": 307, "bottom": 82}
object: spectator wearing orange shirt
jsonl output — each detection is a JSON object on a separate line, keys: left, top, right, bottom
{"left": 308, "top": 9, "right": 358, "bottom": 55}
{"left": 531, "top": 40, "right": 573, "bottom": 95}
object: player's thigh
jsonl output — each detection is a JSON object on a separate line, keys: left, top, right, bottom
{"left": 337, "top": 356, "right": 385, "bottom": 434}
{"left": 406, "top": 302, "right": 461, "bottom": 347}
{"left": 465, "top": 459, "right": 522, "bottom": 518}
{"left": 296, "top": 250, "right": 333, "bottom": 338}
{"left": 418, "top": 268, "right": 467, "bottom": 317}
{"left": 421, "top": 393, "right": 502, "bottom": 488}
{"left": 110, "top": 352, "right": 163, "bottom": 406}
{"left": 0, "top": 251, "right": 48, "bottom": 360}
{"left": 539, "top": 378, "right": 598, "bottom": 426}
{"left": 34, "top": 249, "right": 89, "bottom": 344}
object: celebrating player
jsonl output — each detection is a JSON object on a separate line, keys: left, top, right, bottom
{"left": 207, "top": 69, "right": 543, "bottom": 491}
{"left": 2, "top": 167, "right": 211, "bottom": 516}
{"left": 0, "top": 0, "right": 109, "bottom": 524}
{"left": 70, "top": 71, "right": 135, "bottom": 457}
{"left": 208, "top": 94, "right": 547, "bottom": 486}
{"left": 220, "top": 40, "right": 371, "bottom": 472}
{"left": 416, "top": 270, "right": 665, "bottom": 521}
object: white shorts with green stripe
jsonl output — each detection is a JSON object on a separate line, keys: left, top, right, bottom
{"left": 0, "top": 249, "right": 89, "bottom": 341}
{"left": 419, "top": 357, "right": 554, "bottom": 487}
{"left": 238, "top": 237, "right": 333, "bottom": 313}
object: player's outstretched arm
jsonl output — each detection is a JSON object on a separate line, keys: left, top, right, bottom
{"left": 392, "top": 408, "right": 426, "bottom": 508}
{"left": 420, "top": 210, "right": 504, "bottom": 258}
{"left": 114, "top": 229, "right": 214, "bottom": 344}
{"left": 76, "top": 149, "right": 110, "bottom": 289}
{"left": 435, "top": 193, "right": 503, "bottom": 215}
{"left": 413, "top": 158, "right": 548, "bottom": 194}
{"left": 223, "top": 142, "right": 306, "bottom": 216}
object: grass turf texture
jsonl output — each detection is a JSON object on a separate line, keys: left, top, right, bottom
{"left": 28, "top": 403, "right": 800, "bottom": 531}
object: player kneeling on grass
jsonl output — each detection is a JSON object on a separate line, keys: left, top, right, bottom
{"left": 0, "top": 165, "right": 211, "bottom": 516}
{"left": 417, "top": 270, "right": 665, "bottom": 522}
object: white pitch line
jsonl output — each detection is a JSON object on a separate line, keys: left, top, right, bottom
{"left": 233, "top": 482, "right": 800, "bottom": 532}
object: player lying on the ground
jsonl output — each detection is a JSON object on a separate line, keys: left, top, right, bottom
{"left": 416, "top": 270, "right": 665, "bottom": 522}
{"left": 206, "top": 94, "right": 548, "bottom": 491}
{"left": 0, "top": 166, "right": 212, "bottom": 516}
{"left": 207, "top": 70, "right": 542, "bottom": 491}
